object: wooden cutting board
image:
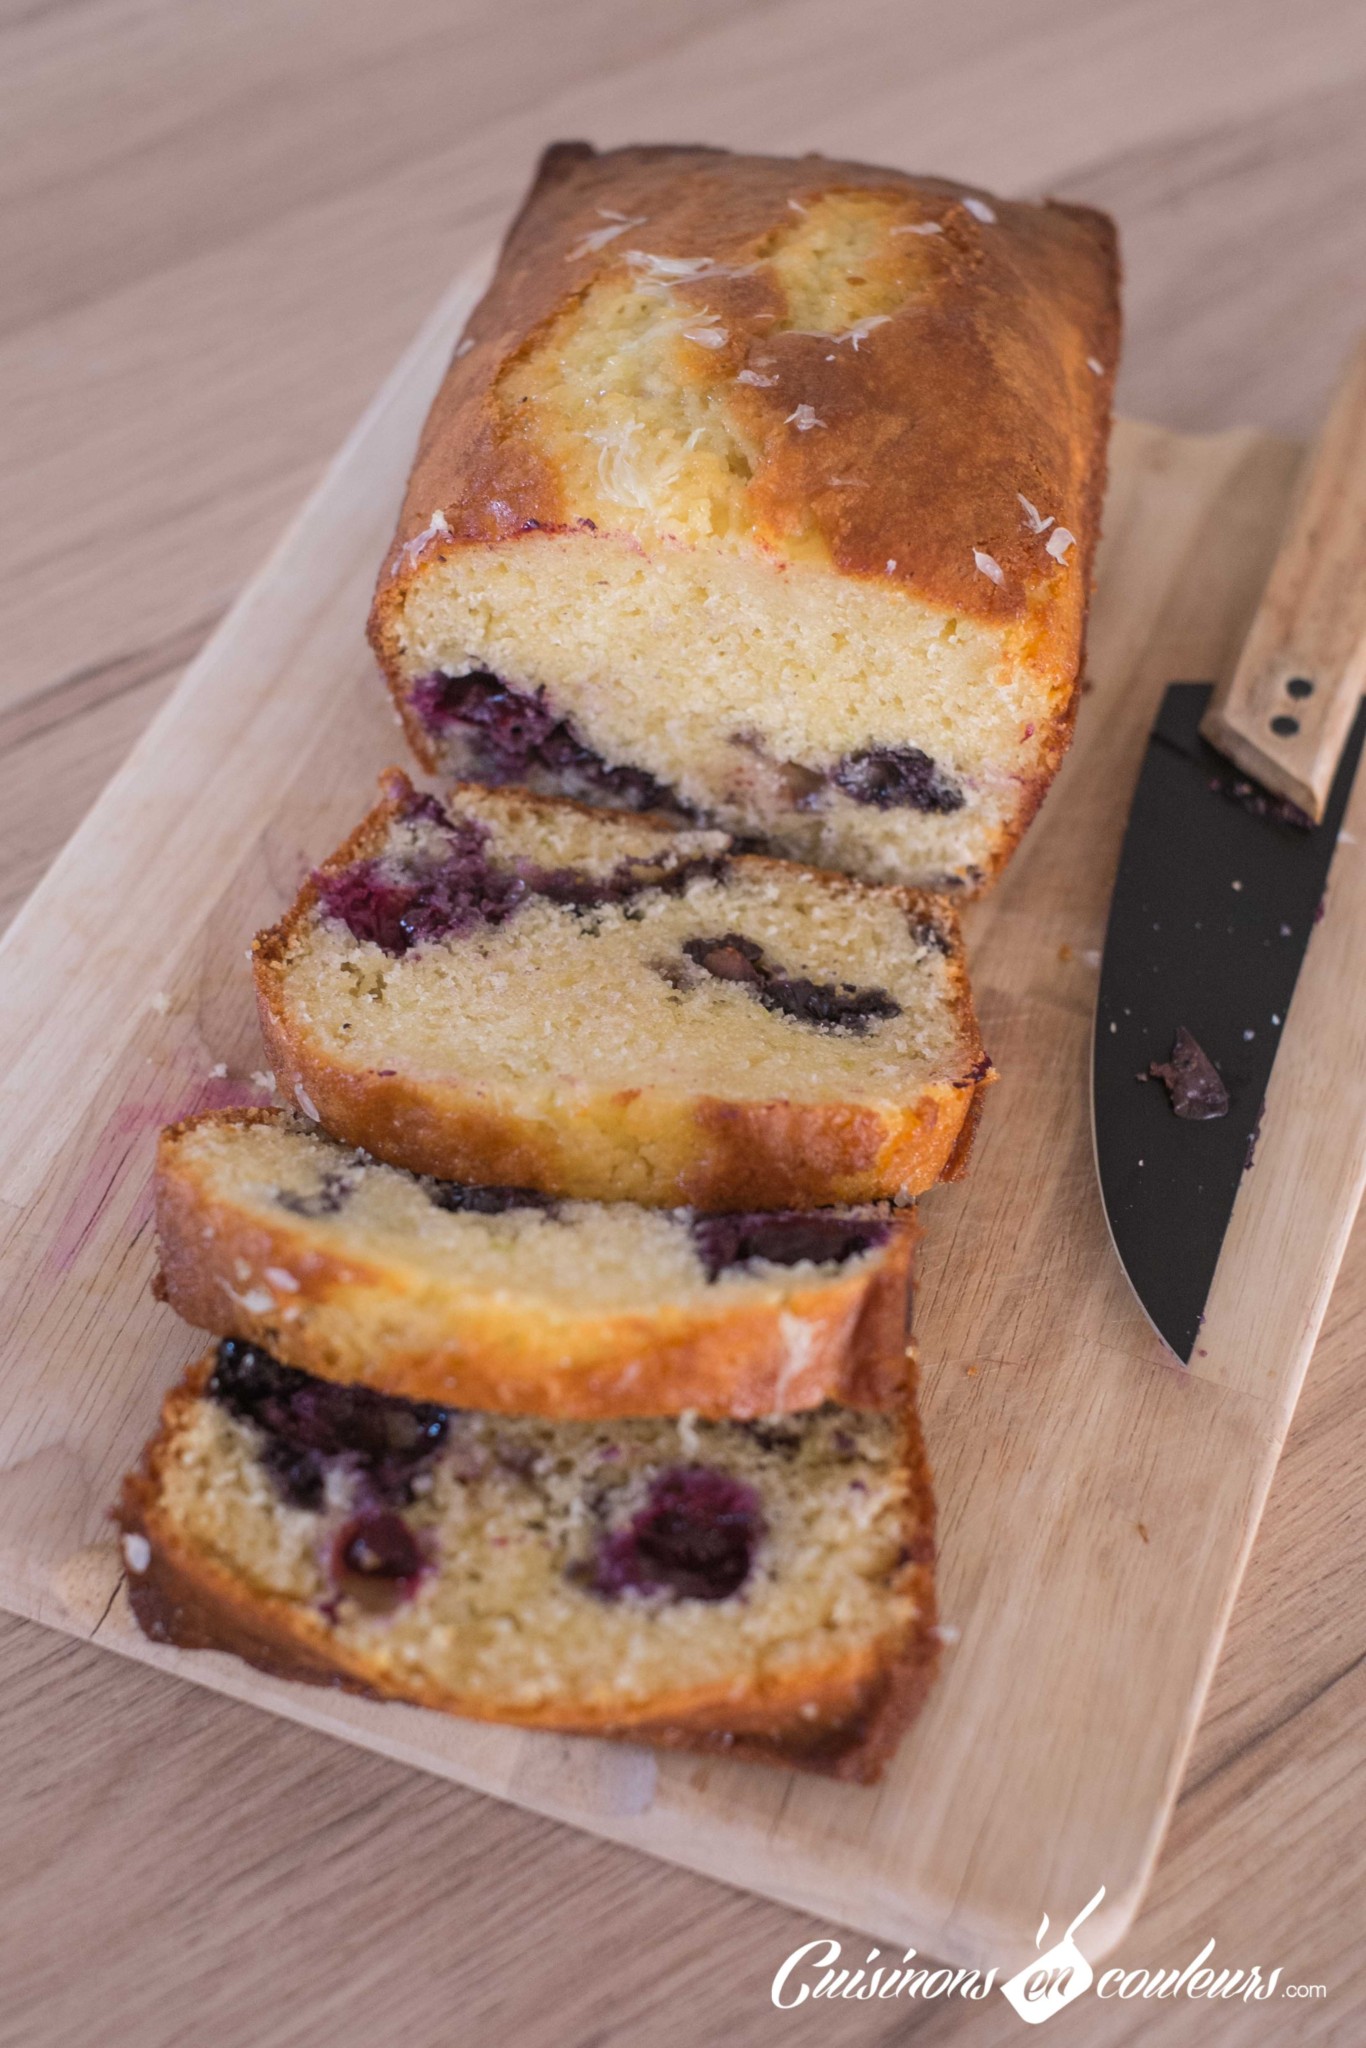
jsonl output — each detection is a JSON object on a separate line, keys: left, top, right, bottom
{"left": 3, "top": 260, "right": 1365, "bottom": 1973}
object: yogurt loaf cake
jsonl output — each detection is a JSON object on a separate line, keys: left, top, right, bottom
{"left": 118, "top": 1341, "right": 938, "bottom": 1779}
{"left": 369, "top": 141, "right": 1119, "bottom": 893}
{"left": 155, "top": 1109, "right": 918, "bottom": 1418}
{"left": 253, "top": 773, "right": 993, "bottom": 1210}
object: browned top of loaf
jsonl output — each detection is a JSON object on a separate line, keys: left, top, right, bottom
{"left": 373, "top": 140, "right": 1119, "bottom": 628}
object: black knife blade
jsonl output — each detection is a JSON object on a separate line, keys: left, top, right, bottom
{"left": 1092, "top": 683, "right": 1365, "bottom": 1361}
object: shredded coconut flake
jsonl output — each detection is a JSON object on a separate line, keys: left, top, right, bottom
{"left": 566, "top": 216, "right": 646, "bottom": 261}
{"left": 596, "top": 208, "right": 631, "bottom": 222}
{"left": 453, "top": 337, "right": 475, "bottom": 359}
{"left": 785, "top": 404, "right": 825, "bottom": 431}
{"left": 251, "top": 1070, "right": 275, "bottom": 1093}
{"left": 843, "top": 314, "right": 891, "bottom": 351}
{"left": 891, "top": 220, "right": 944, "bottom": 235}
{"left": 226, "top": 1284, "right": 277, "bottom": 1316}
{"left": 207, "top": 1062, "right": 228, "bottom": 1079}
{"left": 681, "top": 321, "right": 727, "bottom": 349}
{"left": 886, "top": 558, "right": 897, "bottom": 572}
{"left": 625, "top": 250, "right": 714, "bottom": 280}
{"left": 787, "top": 196, "right": 807, "bottom": 214}
{"left": 677, "top": 1410, "right": 701, "bottom": 1457}
{"left": 122, "top": 1533, "right": 151, "bottom": 1575}
{"left": 735, "top": 368, "right": 779, "bottom": 388}
{"left": 774, "top": 1314, "right": 817, "bottom": 1405}
{"left": 962, "top": 195, "right": 997, "bottom": 224}
{"left": 973, "top": 549, "right": 1005, "bottom": 586}
{"left": 264, "top": 1266, "right": 300, "bottom": 1293}
{"left": 1046, "top": 526, "right": 1077, "bottom": 561}
{"left": 1087, "top": 356, "right": 1105, "bottom": 376}
{"left": 394, "top": 508, "right": 451, "bottom": 574}
{"left": 1017, "top": 493, "right": 1055, "bottom": 534}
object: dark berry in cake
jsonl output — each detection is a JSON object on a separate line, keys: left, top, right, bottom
{"left": 683, "top": 933, "right": 901, "bottom": 1034}
{"left": 315, "top": 807, "right": 525, "bottom": 954}
{"left": 691, "top": 1210, "right": 892, "bottom": 1280}
{"left": 333, "top": 1509, "right": 426, "bottom": 1594}
{"left": 318, "top": 780, "right": 721, "bottom": 954}
{"left": 519, "top": 849, "right": 727, "bottom": 910}
{"left": 410, "top": 671, "right": 682, "bottom": 813}
{"left": 832, "top": 746, "right": 964, "bottom": 813}
{"left": 208, "top": 1341, "right": 449, "bottom": 1507}
{"left": 276, "top": 1165, "right": 362, "bottom": 1218}
{"left": 591, "top": 1466, "right": 766, "bottom": 1602}
{"left": 427, "top": 1180, "right": 558, "bottom": 1216}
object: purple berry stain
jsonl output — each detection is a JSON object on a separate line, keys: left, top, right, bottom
{"left": 591, "top": 1466, "right": 766, "bottom": 1603}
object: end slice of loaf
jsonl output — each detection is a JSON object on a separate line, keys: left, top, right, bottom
{"left": 253, "top": 774, "right": 993, "bottom": 1209}
{"left": 155, "top": 1108, "right": 918, "bottom": 1417}
{"left": 368, "top": 142, "right": 1118, "bottom": 893}
{"left": 118, "top": 1343, "right": 939, "bottom": 1780}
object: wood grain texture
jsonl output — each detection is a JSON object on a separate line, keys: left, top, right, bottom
{"left": 1202, "top": 337, "right": 1366, "bottom": 816}
{"left": 4, "top": 2, "right": 1366, "bottom": 2042}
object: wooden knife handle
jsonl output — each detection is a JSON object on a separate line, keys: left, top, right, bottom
{"left": 1201, "top": 336, "right": 1366, "bottom": 821}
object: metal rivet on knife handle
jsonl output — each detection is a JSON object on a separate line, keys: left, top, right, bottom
{"left": 1200, "top": 334, "right": 1366, "bottom": 822}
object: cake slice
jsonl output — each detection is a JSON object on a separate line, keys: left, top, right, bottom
{"left": 253, "top": 774, "right": 992, "bottom": 1211}
{"left": 369, "top": 141, "right": 1118, "bottom": 892}
{"left": 118, "top": 1341, "right": 938, "bottom": 1779}
{"left": 154, "top": 1108, "right": 918, "bottom": 1417}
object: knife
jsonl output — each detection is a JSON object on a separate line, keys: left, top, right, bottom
{"left": 1093, "top": 339, "right": 1366, "bottom": 1361}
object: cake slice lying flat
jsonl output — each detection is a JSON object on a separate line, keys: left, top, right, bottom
{"left": 155, "top": 1109, "right": 918, "bottom": 1418}
{"left": 369, "top": 141, "right": 1118, "bottom": 893}
{"left": 253, "top": 775, "right": 992, "bottom": 1210}
{"left": 118, "top": 1342, "right": 939, "bottom": 1780}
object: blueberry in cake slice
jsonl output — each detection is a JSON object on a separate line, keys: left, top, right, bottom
{"left": 118, "top": 1341, "right": 938, "bottom": 1780}
{"left": 369, "top": 142, "right": 1118, "bottom": 892}
{"left": 154, "top": 1108, "right": 918, "bottom": 1417}
{"left": 252, "top": 773, "right": 993, "bottom": 1210}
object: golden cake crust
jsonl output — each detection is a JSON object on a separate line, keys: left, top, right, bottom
{"left": 154, "top": 1108, "right": 919, "bottom": 1418}
{"left": 117, "top": 1357, "right": 941, "bottom": 1782}
{"left": 368, "top": 143, "right": 1119, "bottom": 886}
{"left": 251, "top": 776, "right": 995, "bottom": 1211}
{"left": 372, "top": 140, "right": 1117, "bottom": 622}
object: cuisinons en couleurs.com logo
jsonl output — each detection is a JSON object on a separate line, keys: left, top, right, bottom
{"left": 771, "top": 1884, "right": 1308, "bottom": 2017}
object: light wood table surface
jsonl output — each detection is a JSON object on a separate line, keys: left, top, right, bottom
{"left": 3, "top": 3, "right": 1365, "bottom": 2042}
